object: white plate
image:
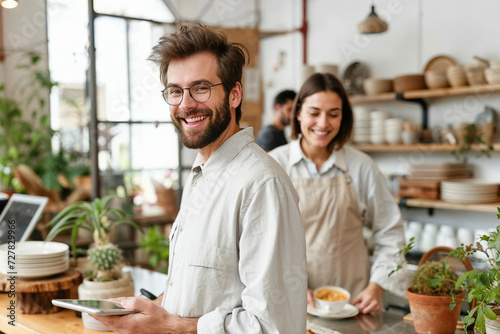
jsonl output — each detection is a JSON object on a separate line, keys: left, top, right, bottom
{"left": 307, "top": 304, "right": 359, "bottom": 319}
{"left": 0, "top": 241, "right": 69, "bottom": 258}
{"left": 0, "top": 262, "right": 69, "bottom": 278}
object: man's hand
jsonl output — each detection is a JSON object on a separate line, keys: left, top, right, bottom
{"left": 350, "top": 283, "right": 384, "bottom": 314}
{"left": 91, "top": 297, "right": 198, "bottom": 334}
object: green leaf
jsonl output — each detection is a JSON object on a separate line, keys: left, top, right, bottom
{"left": 484, "top": 307, "right": 497, "bottom": 321}
{"left": 476, "top": 308, "right": 486, "bottom": 334}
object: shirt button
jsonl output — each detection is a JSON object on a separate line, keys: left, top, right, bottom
{"left": 192, "top": 182, "right": 197, "bottom": 187}
{"left": 169, "top": 282, "right": 173, "bottom": 286}
{"left": 180, "top": 227, "right": 183, "bottom": 232}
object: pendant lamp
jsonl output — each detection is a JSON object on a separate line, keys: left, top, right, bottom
{"left": 1, "top": 0, "right": 18, "bottom": 9}
{"left": 357, "top": 1, "right": 388, "bottom": 34}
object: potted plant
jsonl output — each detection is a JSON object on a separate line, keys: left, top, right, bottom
{"left": 45, "top": 195, "right": 143, "bottom": 330}
{"left": 390, "top": 240, "right": 465, "bottom": 334}
{"left": 450, "top": 206, "right": 500, "bottom": 334}
{"left": 138, "top": 225, "right": 169, "bottom": 274}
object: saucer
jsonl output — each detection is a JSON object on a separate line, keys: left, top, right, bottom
{"left": 307, "top": 304, "right": 359, "bottom": 319}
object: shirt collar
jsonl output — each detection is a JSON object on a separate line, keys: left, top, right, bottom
{"left": 192, "top": 127, "right": 255, "bottom": 182}
{"left": 288, "top": 137, "right": 347, "bottom": 173}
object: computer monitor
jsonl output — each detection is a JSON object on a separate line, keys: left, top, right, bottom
{"left": 0, "top": 194, "right": 48, "bottom": 244}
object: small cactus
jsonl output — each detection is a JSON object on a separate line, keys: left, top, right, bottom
{"left": 87, "top": 244, "right": 123, "bottom": 281}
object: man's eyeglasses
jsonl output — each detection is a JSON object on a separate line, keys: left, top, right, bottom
{"left": 161, "top": 82, "right": 223, "bottom": 106}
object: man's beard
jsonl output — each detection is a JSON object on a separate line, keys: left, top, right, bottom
{"left": 280, "top": 110, "right": 290, "bottom": 126}
{"left": 172, "top": 98, "right": 231, "bottom": 149}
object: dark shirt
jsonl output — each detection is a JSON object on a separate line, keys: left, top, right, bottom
{"left": 256, "top": 125, "right": 287, "bottom": 151}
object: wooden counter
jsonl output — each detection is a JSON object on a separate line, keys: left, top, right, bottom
{"left": 0, "top": 292, "right": 112, "bottom": 334}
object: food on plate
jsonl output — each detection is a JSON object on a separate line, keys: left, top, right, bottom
{"left": 315, "top": 288, "right": 349, "bottom": 302}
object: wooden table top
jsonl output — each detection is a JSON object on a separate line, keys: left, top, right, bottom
{"left": 0, "top": 292, "right": 114, "bottom": 334}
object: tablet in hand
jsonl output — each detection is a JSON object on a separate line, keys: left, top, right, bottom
{"left": 52, "top": 299, "right": 138, "bottom": 316}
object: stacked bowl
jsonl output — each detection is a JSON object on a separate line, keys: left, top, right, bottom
{"left": 0, "top": 241, "right": 69, "bottom": 278}
{"left": 370, "top": 111, "right": 391, "bottom": 145}
{"left": 464, "top": 64, "right": 487, "bottom": 86}
{"left": 363, "top": 78, "right": 393, "bottom": 96}
{"left": 352, "top": 107, "right": 371, "bottom": 144}
{"left": 447, "top": 66, "right": 468, "bottom": 87}
{"left": 485, "top": 60, "right": 500, "bottom": 84}
{"left": 440, "top": 180, "right": 499, "bottom": 204}
{"left": 424, "top": 71, "right": 450, "bottom": 89}
{"left": 384, "top": 118, "right": 404, "bottom": 145}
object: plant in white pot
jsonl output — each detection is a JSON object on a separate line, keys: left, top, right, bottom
{"left": 45, "top": 195, "right": 142, "bottom": 330}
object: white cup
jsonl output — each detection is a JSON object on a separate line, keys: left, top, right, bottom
{"left": 457, "top": 228, "right": 474, "bottom": 246}
{"left": 402, "top": 130, "right": 418, "bottom": 145}
{"left": 420, "top": 224, "right": 438, "bottom": 252}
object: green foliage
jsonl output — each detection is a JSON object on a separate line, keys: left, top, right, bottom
{"left": 88, "top": 244, "right": 123, "bottom": 281}
{"left": 452, "top": 124, "right": 493, "bottom": 163}
{"left": 45, "top": 195, "right": 143, "bottom": 263}
{"left": 0, "top": 52, "right": 57, "bottom": 190}
{"left": 138, "top": 225, "right": 169, "bottom": 274}
{"left": 450, "top": 207, "right": 500, "bottom": 333}
{"left": 410, "top": 261, "right": 459, "bottom": 296}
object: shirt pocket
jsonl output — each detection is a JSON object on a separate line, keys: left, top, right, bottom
{"left": 188, "top": 244, "right": 237, "bottom": 271}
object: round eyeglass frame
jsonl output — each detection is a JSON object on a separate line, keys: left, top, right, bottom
{"left": 161, "top": 82, "right": 224, "bottom": 106}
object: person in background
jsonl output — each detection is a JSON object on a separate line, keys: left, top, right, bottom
{"left": 269, "top": 73, "right": 406, "bottom": 314}
{"left": 256, "top": 89, "right": 296, "bottom": 152}
{"left": 92, "top": 23, "right": 307, "bottom": 334}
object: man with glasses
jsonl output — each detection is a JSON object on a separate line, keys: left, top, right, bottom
{"left": 93, "top": 23, "right": 307, "bottom": 333}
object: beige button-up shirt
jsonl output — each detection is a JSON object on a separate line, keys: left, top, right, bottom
{"left": 162, "top": 128, "right": 307, "bottom": 333}
{"left": 270, "top": 141, "right": 407, "bottom": 298}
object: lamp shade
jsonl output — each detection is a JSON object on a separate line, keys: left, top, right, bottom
{"left": 1, "top": 0, "right": 18, "bottom": 9}
{"left": 358, "top": 5, "right": 388, "bottom": 34}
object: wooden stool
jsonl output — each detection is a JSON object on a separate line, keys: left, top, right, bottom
{"left": 0, "top": 269, "right": 82, "bottom": 314}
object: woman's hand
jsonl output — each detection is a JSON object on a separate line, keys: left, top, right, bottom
{"left": 307, "top": 289, "right": 317, "bottom": 308}
{"left": 91, "top": 297, "right": 197, "bottom": 334}
{"left": 350, "top": 283, "right": 384, "bottom": 314}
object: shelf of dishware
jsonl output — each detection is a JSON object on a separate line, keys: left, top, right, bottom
{"left": 397, "top": 197, "right": 500, "bottom": 213}
{"left": 349, "top": 84, "right": 500, "bottom": 104}
{"left": 353, "top": 143, "right": 500, "bottom": 152}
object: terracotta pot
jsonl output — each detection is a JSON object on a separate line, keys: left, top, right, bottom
{"left": 485, "top": 308, "right": 500, "bottom": 334}
{"left": 406, "top": 288, "right": 464, "bottom": 334}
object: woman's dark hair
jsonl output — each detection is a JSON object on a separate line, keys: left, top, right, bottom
{"left": 148, "top": 23, "right": 249, "bottom": 124}
{"left": 290, "top": 73, "right": 353, "bottom": 150}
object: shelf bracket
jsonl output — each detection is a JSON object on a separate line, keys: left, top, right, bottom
{"left": 395, "top": 93, "right": 429, "bottom": 129}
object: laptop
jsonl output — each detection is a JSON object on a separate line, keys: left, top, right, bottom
{"left": 0, "top": 194, "right": 48, "bottom": 244}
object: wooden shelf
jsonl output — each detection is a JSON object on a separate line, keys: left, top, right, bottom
{"left": 353, "top": 143, "right": 500, "bottom": 152}
{"left": 349, "top": 84, "right": 500, "bottom": 104}
{"left": 398, "top": 197, "right": 500, "bottom": 213}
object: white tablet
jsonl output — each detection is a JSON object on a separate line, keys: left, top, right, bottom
{"left": 0, "top": 194, "right": 48, "bottom": 244}
{"left": 52, "top": 299, "right": 138, "bottom": 316}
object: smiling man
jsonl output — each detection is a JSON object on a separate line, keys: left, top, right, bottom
{"left": 92, "top": 24, "right": 307, "bottom": 334}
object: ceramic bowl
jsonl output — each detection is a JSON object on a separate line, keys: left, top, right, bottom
{"left": 313, "top": 286, "right": 351, "bottom": 312}
{"left": 363, "top": 78, "right": 393, "bottom": 95}
{"left": 393, "top": 74, "right": 426, "bottom": 92}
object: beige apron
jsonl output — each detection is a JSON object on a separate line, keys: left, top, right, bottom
{"left": 291, "top": 150, "right": 370, "bottom": 297}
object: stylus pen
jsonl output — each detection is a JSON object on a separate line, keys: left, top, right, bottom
{"left": 140, "top": 288, "right": 157, "bottom": 300}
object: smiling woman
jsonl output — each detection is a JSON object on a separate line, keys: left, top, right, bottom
{"left": 269, "top": 72, "right": 407, "bottom": 315}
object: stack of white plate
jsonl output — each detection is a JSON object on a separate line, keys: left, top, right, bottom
{"left": 0, "top": 241, "right": 69, "bottom": 278}
{"left": 441, "top": 180, "right": 499, "bottom": 204}
{"left": 370, "top": 110, "right": 391, "bottom": 145}
{"left": 384, "top": 118, "right": 403, "bottom": 145}
{"left": 352, "top": 107, "right": 371, "bottom": 144}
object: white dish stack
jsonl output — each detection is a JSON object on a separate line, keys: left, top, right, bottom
{"left": 440, "top": 180, "right": 499, "bottom": 204}
{"left": 384, "top": 118, "right": 404, "bottom": 145}
{"left": 352, "top": 107, "right": 371, "bottom": 144}
{"left": 0, "top": 241, "right": 69, "bottom": 278}
{"left": 370, "top": 111, "right": 391, "bottom": 145}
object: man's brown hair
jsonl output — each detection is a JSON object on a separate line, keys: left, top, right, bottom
{"left": 149, "top": 23, "right": 249, "bottom": 123}
{"left": 290, "top": 73, "right": 353, "bottom": 150}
